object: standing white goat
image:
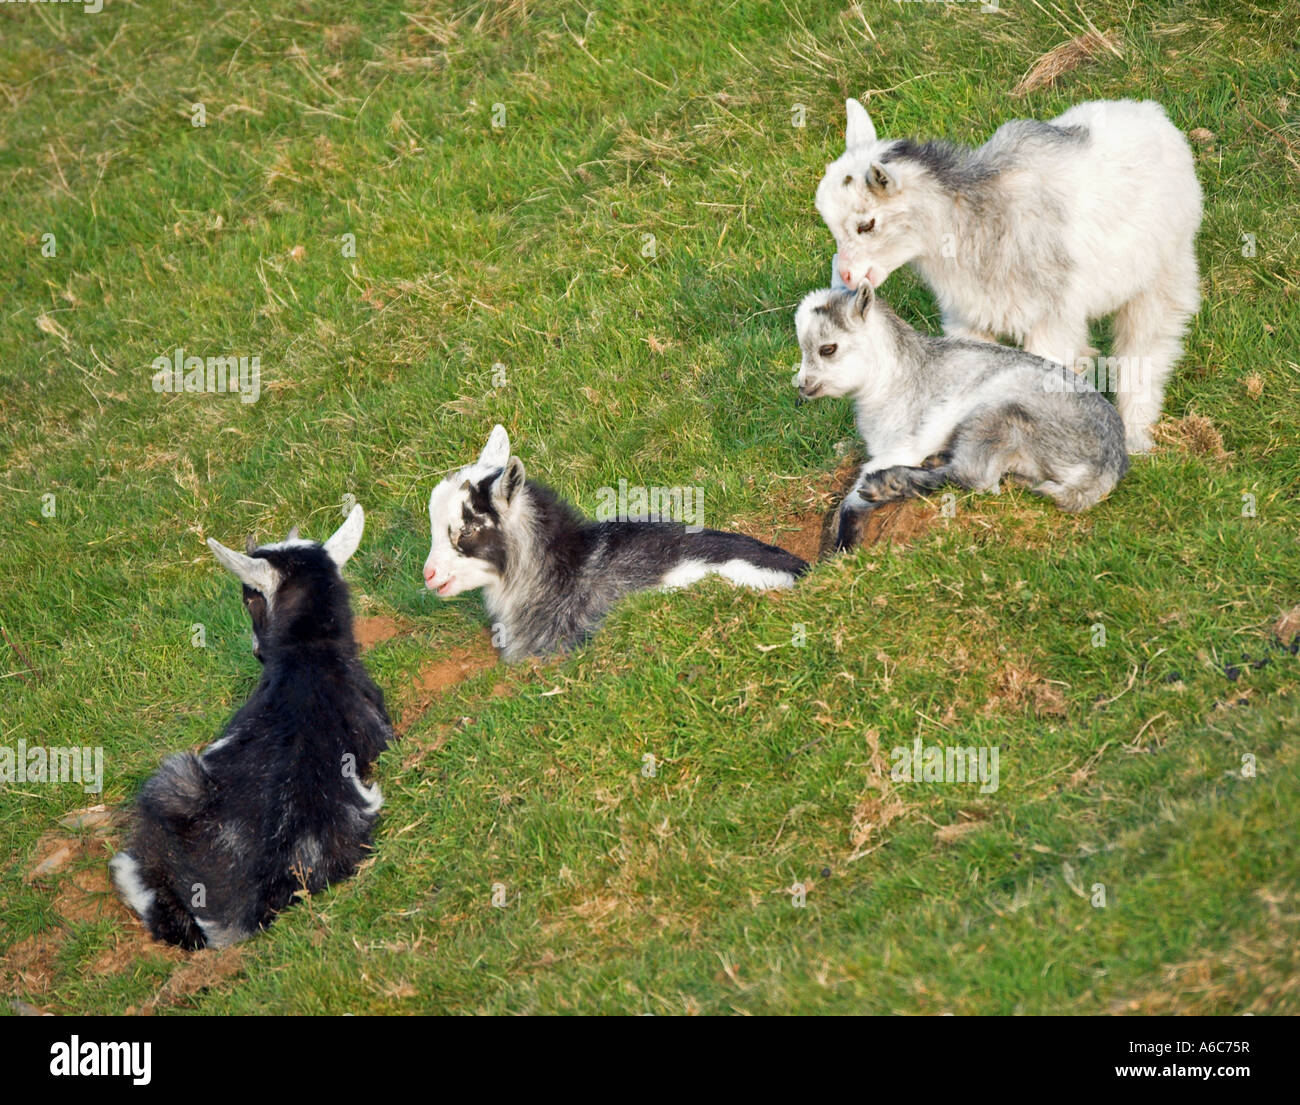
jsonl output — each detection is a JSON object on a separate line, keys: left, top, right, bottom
{"left": 816, "top": 98, "right": 1203, "bottom": 453}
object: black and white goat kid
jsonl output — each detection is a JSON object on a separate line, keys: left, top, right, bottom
{"left": 110, "top": 506, "right": 395, "bottom": 949}
{"left": 423, "top": 426, "right": 809, "bottom": 660}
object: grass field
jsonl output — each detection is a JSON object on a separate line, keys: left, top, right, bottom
{"left": 1, "top": 0, "right": 1298, "bottom": 1015}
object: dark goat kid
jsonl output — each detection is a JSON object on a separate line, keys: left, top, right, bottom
{"left": 110, "top": 506, "right": 395, "bottom": 949}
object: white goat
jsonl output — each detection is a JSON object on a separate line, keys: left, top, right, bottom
{"left": 816, "top": 98, "right": 1203, "bottom": 453}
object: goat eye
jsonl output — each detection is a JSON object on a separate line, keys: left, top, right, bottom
{"left": 857, "top": 219, "right": 875, "bottom": 234}
{"left": 819, "top": 343, "right": 838, "bottom": 358}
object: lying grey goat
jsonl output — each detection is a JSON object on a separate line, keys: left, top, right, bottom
{"left": 794, "top": 285, "right": 1129, "bottom": 550}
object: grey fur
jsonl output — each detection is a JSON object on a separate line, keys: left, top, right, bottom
{"left": 794, "top": 286, "right": 1128, "bottom": 550}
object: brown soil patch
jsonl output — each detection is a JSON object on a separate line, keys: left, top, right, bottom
{"left": 136, "top": 946, "right": 246, "bottom": 1014}
{"left": 749, "top": 458, "right": 943, "bottom": 562}
{"left": 746, "top": 455, "right": 859, "bottom": 564}
{"left": 1153, "top": 412, "right": 1229, "bottom": 459}
{"left": 53, "top": 863, "right": 120, "bottom": 925}
{"left": 859, "top": 499, "right": 938, "bottom": 548}
{"left": 748, "top": 455, "right": 870, "bottom": 563}
{"left": 4, "top": 810, "right": 184, "bottom": 1003}
{"left": 1014, "top": 30, "right": 1121, "bottom": 96}
{"left": 396, "top": 633, "right": 499, "bottom": 733}
{"left": 2, "top": 934, "right": 63, "bottom": 1000}
{"left": 354, "top": 614, "right": 406, "bottom": 650}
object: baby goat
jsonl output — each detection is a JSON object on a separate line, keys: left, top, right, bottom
{"left": 423, "top": 426, "right": 809, "bottom": 660}
{"left": 110, "top": 506, "right": 394, "bottom": 949}
{"left": 795, "top": 285, "right": 1129, "bottom": 551}
{"left": 816, "top": 98, "right": 1202, "bottom": 453}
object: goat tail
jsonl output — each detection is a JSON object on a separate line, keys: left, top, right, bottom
{"left": 138, "top": 751, "right": 216, "bottom": 830}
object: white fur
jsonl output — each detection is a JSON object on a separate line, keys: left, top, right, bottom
{"left": 351, "top": 775, "right": 384, "bottom": 815}
{"left": 816, "top": 98, "right": 1202, "bottom": 452}
{"left": 108, "top": 852, "right": 156, "bottom": 920}
{"left": 424, "top": 425, "right": 520, "bottom": 599}
{"left": 660, "top": 558, "right": 798, "bottom": 592}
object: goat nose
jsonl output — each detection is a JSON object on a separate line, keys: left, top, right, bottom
{"left": 423, "top": 565, "right": 436, "bottom": 583}
{"left": 839, "top": 268, "right": 852, "bottom": 284}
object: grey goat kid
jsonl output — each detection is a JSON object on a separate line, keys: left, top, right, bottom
{"left": 423, "top": 426, "right": 809, "bottom": 660}
{"left": 794, "top": 285, "right": 1129, "bottom": 550}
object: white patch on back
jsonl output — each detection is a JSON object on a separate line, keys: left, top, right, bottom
{"left": 660, "top": 559, "right": 713, "bottom": 590}
{"left": 660, "top": 558, "right": 796, "bottom": 592}
{"left": 203, "top": 733, "right": 234, "bottom": 758}
{"left": 714, "top": 559, "right": 798, "bottom": 590}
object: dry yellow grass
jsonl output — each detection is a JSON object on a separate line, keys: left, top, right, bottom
{"left": 1013, "top": 31, "right": 1122, "bottom": 97}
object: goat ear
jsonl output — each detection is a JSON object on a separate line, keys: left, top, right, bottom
{"left": 323, "top": 504, "right": 364, "bottom": 569}
{"left": 867, "top": 161, "right": 897, "bottom": 195}
{"left": 853, "top": 282, "right": 874, "bottom": 319}
{"left": 492, "top": 456, "right": 526, "bottom": 507}
{"left": 208, "top": 538, "right": 279, "bottom": 596}
{"left": 845, "top": 98, "right": 877, "bottom": 149}
{"left": 479, "top": 424, "right": 510, "bottom": 469}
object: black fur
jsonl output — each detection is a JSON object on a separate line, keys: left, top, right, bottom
{"left": 113, "top": 541, "right": 394, "bottom": 950}
{"left": 481, "top": 480, "right": 809, "bottom": 660}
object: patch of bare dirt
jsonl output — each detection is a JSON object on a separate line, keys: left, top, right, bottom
{"left": 354, "top": 614, "right": 406, "bottom": 650}
{"left": 748, "top": 455, "right": 860, "bottom": 563}
{"left": 2, "top": 934, "right": 63, "bottom": 1001}
{"left": 53, "top": 863, "right": 120, "bottom": 925}
{"left": 396, "top": 633, "right": 499, "bottom": 733}
{"left": 3, "top": 807, "right": 183, "bottom": 1004}
{"left": 135, "top": 946, "right": 246, "bottom": 1014}
{"left": 860, "top": 499, "right": 938, "bottom": 548}
{"left": 1153, "top": 412, "right": 1230, "bottom": 459}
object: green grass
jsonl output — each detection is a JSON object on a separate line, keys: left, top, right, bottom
{"left": 2, "top": 0, "right": 1298, "bottom": 1015}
